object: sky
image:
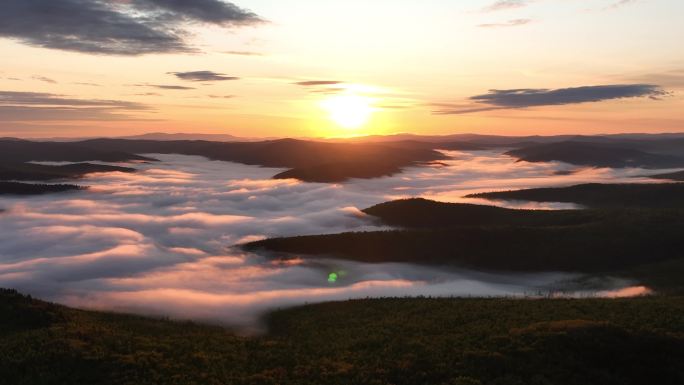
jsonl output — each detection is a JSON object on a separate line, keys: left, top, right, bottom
{"left": 0, "top": 0, "right": 682, "bottom": 138}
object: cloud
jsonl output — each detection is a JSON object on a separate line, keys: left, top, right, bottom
{"left": 471, "top": 84, "right": 668, "bottom": 105}
{"left": 430, "top": 103, "right": 503, "bottom": 115}
{"left": 223, "top": 51, "right": 264, "bottom": 56}
{"left": 0, "top": 90, "right": 149, "bottom": 121}
{"left": 171, "top": 71, "right": 240, "bottom": 82}
{"left": 134, "top": 0, "right": 261, "bottom": 25}
{"left": 133, "top": 83, "right": 195, "bottom": 90}
{"left": 153, "top": 85, "right": 196, "bottom": 90}
{"left": 482, "top": 0, "right": 532, "bottom": 12}
{"left": 293, "top": 80, "right": 346, "bottom": 95}
{"left": 32, "top": 75, "right": 57, "bottom": 84}
{"left": 0, "top": 0, "right": 261, "bottom": 55}
{"left": 606, "top": 0, "right": 639, "bottom": 10}
{"left": 478, "top": 18, "right": 533, "bottom": 28}
{"left": 627, "top": 69, "right": 684, "bottom": 89}
{"left": 0, "top": 91, "right": 146, "bottom": 108}
{"left": 208, "top": 95, "right": 236, "bottom": 99}
{"left": 295, "top": 80, "right": 343, "bottom": 86}
{"left": 434, "top": 84, "right": 668, "bottom": 114}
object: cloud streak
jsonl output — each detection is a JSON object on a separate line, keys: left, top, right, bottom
{"left": 294, "top": 80, "right": 343, "bottom": 86}
{"left": 223, "top": 51, "right": 264, "bottom": 56}
{"left": 171, "top": 71, "right": 240, "bottom": 82}
{"left": 294, "top": 80, "right": 347, "bottom": 95}
{"left": 434, "top": 84, "right": 668, "bottom": 114}
{"left": 482, "top": 0, "right": 532, "bottom": 12}
{"left": 478, "top": 18, "right": 533, "bottom": 28}
{"left": 0, "top": 91, "right": 149, "bottom": 121}
{"left": 0, "top": 0, "right": 261, "bottom": 55}
{"left": 134, "top": 0, "right": 261, "bottom": 25}
{"left": 134, "top": 84, "right": 196, "bottom": 90}
{"left": 32, "top": 76, "right": 57, "bottom": 84}
{"left": 627, "top": 69, "right": 684, "bottom": 89}
{"left": 606, "top": 0, "right": 639, "bottom": 10}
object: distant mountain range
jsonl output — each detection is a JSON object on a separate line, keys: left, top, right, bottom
{"left": 468, "top": 182, "right": 684, "bottom": 209}
{"left": 9, "top": 132, "right": 270, "bottom": 143}
{"left": 12, "top": 131, "right": 684, "bottom": 145}
{"left": 0, "top": 138, "right": 445, "bottom": 184}
{"left": 2, "top": 133, "right": 684, "bottom": 187}
{"left": 120, "top": 132, "right": 271, "bottom": 142}
{"left": 506, "top": 141, "right": 684, "bottom": 169}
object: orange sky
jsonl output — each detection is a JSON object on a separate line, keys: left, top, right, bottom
{"left": 0, "top": 0, "right": 682, "bottom": 138}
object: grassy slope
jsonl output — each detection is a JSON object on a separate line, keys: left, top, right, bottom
{"left": 1, "top": 289, "right": 683, "bottom": 385}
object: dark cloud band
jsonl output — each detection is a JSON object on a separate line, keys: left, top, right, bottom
{"left": 294, "top": 80, "right": 343, "bottom": 86}
{"left": 171, "top": 71, "right": 239, "bottom": 82}
{"left": 434, "top": 84, "right": 667, "bottom": 114}
{"left": 0, "top": 0, "right": 261, "bottom": 55}
{"left": 0, "top": 91, "right": 149, "bottom": 121}
{"left": 134, "top": 84, "right": 196, "bottom": 90}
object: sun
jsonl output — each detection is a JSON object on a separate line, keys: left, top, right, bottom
{"left": 320, "top": 94, "right": 374, "bottom": 130}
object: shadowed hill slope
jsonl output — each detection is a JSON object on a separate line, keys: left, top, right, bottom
{"left": 467, "top": 183, "right": 684, "bottom": 209}
{"left": 362, "top": 198, "right": 603, "bottom": 228}
{"left": 245, "top": 199, "right": 684, "bottom": 289}
{"left": 244, "top": 221, "right": 684, "bottom": 273}
{"left": 506, "top": 141, "right": 684, "bottom": 169}
{"left": 0, "top": 140, "right": 155, "bottom": 163}
{"left": 651, "top": 170, "right": 684, "bottom": 182}
{"left": 0, "top": 182, "right": 83, "bottom": 195}
{"left": 0, "top": 163, "right": 135, "bottom": 181}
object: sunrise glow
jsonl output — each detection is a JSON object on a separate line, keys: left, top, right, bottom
{"left": 320, "top": 94, "right": 375, "bottom": 130}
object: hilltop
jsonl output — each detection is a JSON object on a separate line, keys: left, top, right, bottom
{"left": 467, "top": 183, "right": 684, "bottom": 209}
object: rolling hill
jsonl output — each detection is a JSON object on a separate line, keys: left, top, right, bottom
{"left": 506, "top": 141, "right": 684, "bottom": 168}
{"left": 467, "top": 183, "right": 684, "bottom": 209}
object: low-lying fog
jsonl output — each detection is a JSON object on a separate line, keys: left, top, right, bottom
{"left": 0, "top": 150, "right": 664, "bottom": 328}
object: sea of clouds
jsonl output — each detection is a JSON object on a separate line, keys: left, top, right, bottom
{"left": 0, "top": 150, "right": 666, "bottom": 329}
